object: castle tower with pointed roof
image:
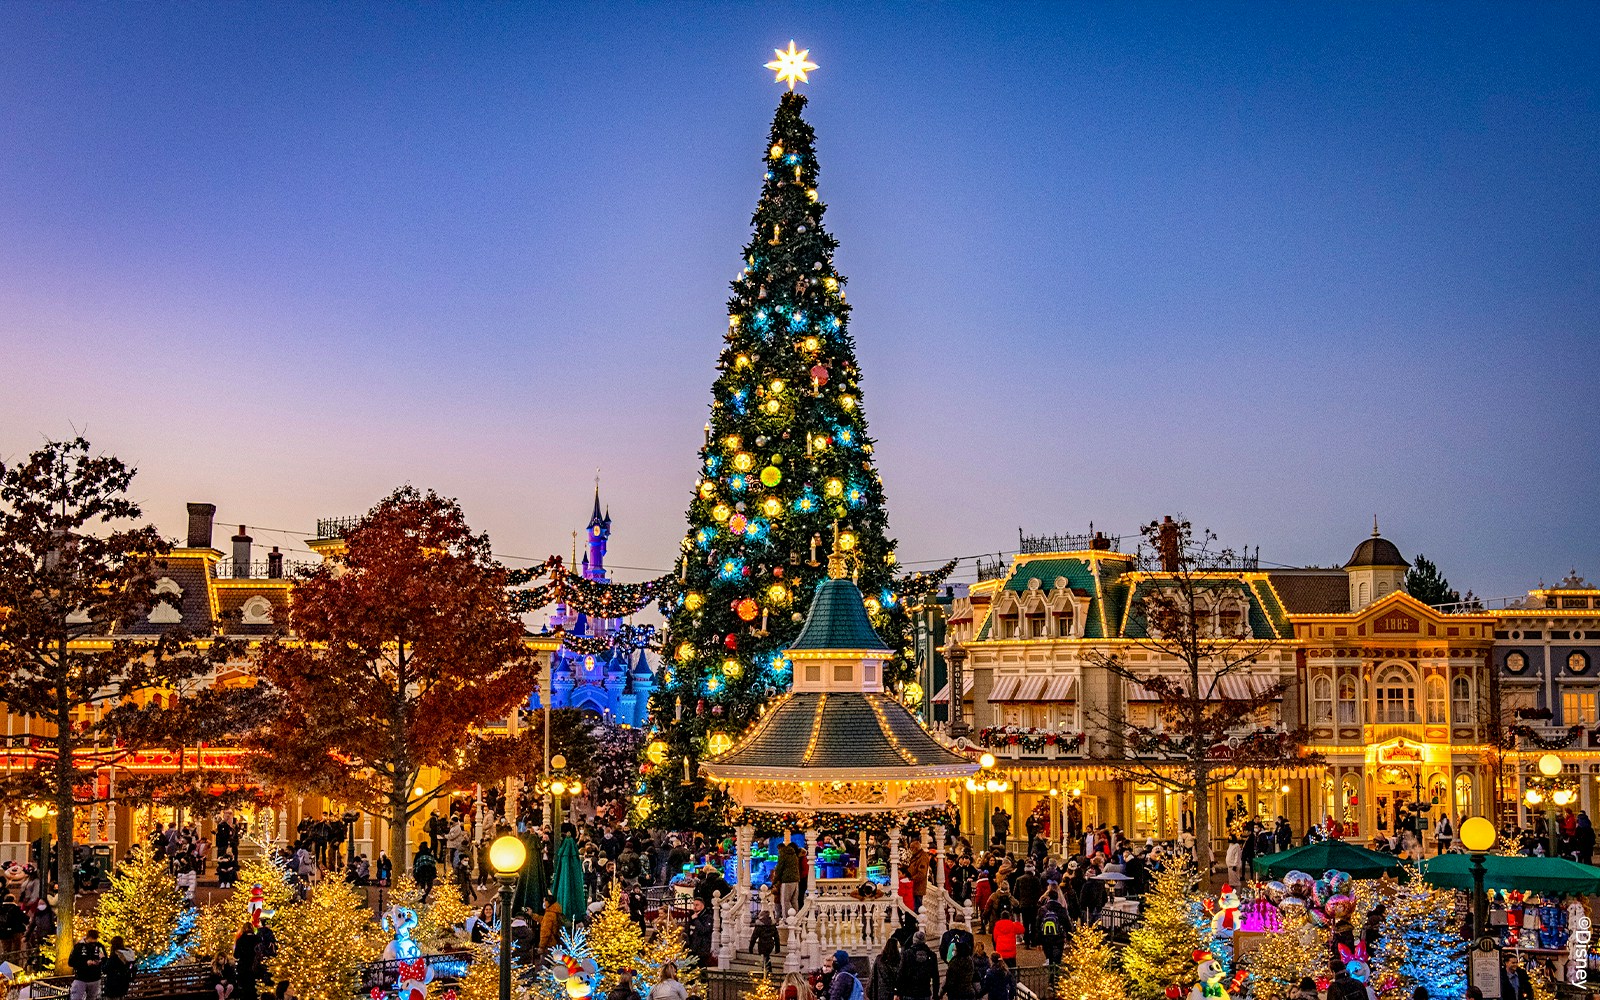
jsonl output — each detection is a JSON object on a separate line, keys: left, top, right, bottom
{"left": 535, "top": 485, "right": 653, "bottom": 726}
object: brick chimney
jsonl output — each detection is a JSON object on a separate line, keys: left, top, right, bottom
{"left": 186, "top": 503, "right": 217, "bottom": 549}
{"left": 231, "top": 526, "right": 252, "bottom": 578}
{"left": 267, "top": 546, "right": 284, "bottom": 579}
{"left": 1157, "top": 516, "right": 1181, "bottom": 572}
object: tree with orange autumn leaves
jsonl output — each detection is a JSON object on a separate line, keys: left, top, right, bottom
{"left": 251, "top": 487, "right": 539, "bottom": 866}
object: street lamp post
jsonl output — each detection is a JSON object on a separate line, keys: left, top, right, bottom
{"left": 489, "top": 834, "right": 528, "bottom": 1000}
{"left": 538, "top": 755, "right": 584, "bottom": 835}
{"left": 1460, "top": 816, "right": 1497, "bottom": 989}
{"left": 966, "top": 753, "right": 1010, "bottom": 850}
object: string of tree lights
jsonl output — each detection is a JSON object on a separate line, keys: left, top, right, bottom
{"left": 637, "top": 89, "right": 954, "bottom": 831}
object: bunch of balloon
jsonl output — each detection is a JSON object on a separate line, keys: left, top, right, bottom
{"left": 1262, "top": 869, "right": 1359, "bottom": 947}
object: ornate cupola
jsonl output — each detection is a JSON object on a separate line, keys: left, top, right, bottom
{"left": 1345, "top": 517, "right": 1410, "bottom": 610}
{"left": 700, "top": 534, "right": 975, "bottom": 816}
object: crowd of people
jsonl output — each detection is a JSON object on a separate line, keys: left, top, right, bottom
{"left": 14, "top": 785, "right": 1600, "bottom": 1000}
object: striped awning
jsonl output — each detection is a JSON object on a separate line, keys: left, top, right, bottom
{"left": 1130, "top": 675, "right": 1282, "bottom": 701}
{"left": 1042, "top": 675, "right": 1078, "bottom": 701}
{"left": 989, "top": 674, "right": 1075, "bottom": 702}
{"left": 988, "top": 675, "right": 1023, "bottom": 701}
{"left": 932, "top": 673, "right": 974, "bottom": 703}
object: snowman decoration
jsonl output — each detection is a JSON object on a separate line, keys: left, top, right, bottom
{"left": 1211, "top": 885, "right": 1241, "bottom": 939}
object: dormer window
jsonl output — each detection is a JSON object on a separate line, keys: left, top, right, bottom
{"left": 1028, "top": 615, "right": 1046, "bottom": 638}
{"left": 1000, "top": 616, "right": 1018, "bottom": 639}
{"left": 148, "top": 577, "right": 183, "bottom": 624}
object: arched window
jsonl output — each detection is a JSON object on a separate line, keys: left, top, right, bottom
{"left": 1313, "top": 675, "right": 1334, "bottom": 724}
{"left": 1454, "top": 774, "right": 1474, "bottom": 817}
{"left": 1357, "top": 581, "right": 1370, "bottom": 608}
{"left": 1055, "top": 606, "right": 1074, "bottom": 637}
{"left": 1452, "top": 676, "right": 1473, "bottom": 722}
{"left": 1425, "top": 675, "right": 1446, "bottom": 724}
{"left": 1375, "top": 664, "right": 1418, "bottom": 723}
{"left": 1337, "top": 675, "right": 1358, "bottom": 724}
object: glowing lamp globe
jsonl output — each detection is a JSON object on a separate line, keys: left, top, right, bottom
{"left": 979, "top": 753, "right": 996, "bottom": 769}
{"left": 965, "top": 779, "right": 979, "bottom": 793}
{"left": 1555, "top": 789, "right": 1576, "bottom": 806}
{"left": 26, "top": 803, "right": 49, "bottom": 820}
{"left": 568, "top": 780, "right": 583, "bottom": 797}
{"left": 551, "top": 780, "right": 567, "bottom": 796}
{"left": 1526, "top": 789, "right": 1544, "bottom": 806}
{"left": 1539, "top": 753, "right": 1564, "bottom": 777}
{"left": 1460, "top": 816, "right": 1497, "bottom": 853}
{"left": 552, "top": 754, "right": 567, "bottom": 769}
{"left": 489, "top": 834, "right": 527, "bottom": 876}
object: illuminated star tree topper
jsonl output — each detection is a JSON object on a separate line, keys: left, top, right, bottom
{"left": 765, "top": 40, "right": 817, "bottom": 90}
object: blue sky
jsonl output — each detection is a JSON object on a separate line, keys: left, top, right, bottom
{"left": 1, "top": 3, "right": 1596, "bottom": 599}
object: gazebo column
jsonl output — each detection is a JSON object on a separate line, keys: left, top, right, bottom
{"left": 804, "top": 826, "right": 819, "bottom": 901}
{"left": 888, "top": 828, "right": 901, "bottom": 899}
{"left": 737, "top": 824, "right": 754, "bottom": 889}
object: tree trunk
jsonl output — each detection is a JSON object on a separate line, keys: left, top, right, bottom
{"left": 390, "top": 778, "right": 410, "bottom": 874}
{"left": 54, "top": 645, "right": 76, "bottom": 968}
{"left": 1193, "top": 764, "right": 1215, "bottom": 890}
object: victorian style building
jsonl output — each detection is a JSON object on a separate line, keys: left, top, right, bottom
{"left": 0, "top": 496, "right": 645, "bottom": 865}
{"left": 939, "top": 522, "right": 1593, "bottom": 855}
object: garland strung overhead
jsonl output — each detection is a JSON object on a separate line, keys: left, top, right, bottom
{"left": 732, "top": 805, "right": 952, "bottom": 836}
{"left": 506, "top": 556, "right": 679, "bottom": 620}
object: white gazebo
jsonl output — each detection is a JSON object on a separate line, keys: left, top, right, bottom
{"left": 701, "top": 544, "right": 978, "bottom": 968}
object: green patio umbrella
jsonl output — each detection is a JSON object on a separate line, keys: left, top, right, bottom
{"left": 513, "top": 830, "right": 547, "bottom": 915}
{"left": 1251, "top": 840, "right": 1405, "bottom": 880}
{"left": 550, "top": 834, "right": 586, "bottom": 923}
{"left": 1420, "top": 854, "right": 1600, "bottom": 895}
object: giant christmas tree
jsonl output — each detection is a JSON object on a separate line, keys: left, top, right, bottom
{"left": 644, "top": 55, "right": 948, "bottom": 829}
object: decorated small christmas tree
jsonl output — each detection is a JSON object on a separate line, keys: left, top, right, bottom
{"left": 1124, "top": 853, "right": 1203, "bottom": 1000}
{"left": 1371, "top": 865, "right": 1464, "bottom": 1000}
{"left": 274, "top": 878, "right": 381, "bottom": 1000}
{"left": 459, "top": 939, "right": 527, "bottom": 1000}
{"left": 585, "top": 885, "right": 647, "bottom": 995}
{"left": 195, "top": 839, "right": 295, "bottom": 958}
{"left": 640, "top": 913, "right": 701, "bottom": 997}
{"left": 95, "top": 847, "right": 191, "bottom": 966}
{"left": 742, "top": 975, "right": 782, "bottom": 1000}
{"left": 1056, "top": 925, "right": 1130, "bottom": 1000}
{"left": 388, "top": 873, "right": 472, "bottom": 949}
{"left": 1243, "top": 912, "right": 1328, "bottom": 1000}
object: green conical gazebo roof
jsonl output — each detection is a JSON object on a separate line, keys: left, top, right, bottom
{"left": 788, "top": 576, "right": 892, "bottom": 652}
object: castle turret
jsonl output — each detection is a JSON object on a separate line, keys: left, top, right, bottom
{"left": 586, "top": 483, "right": 611, "bottom": 583}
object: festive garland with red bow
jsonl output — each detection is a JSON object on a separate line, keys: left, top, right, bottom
{"left": 975, "top": 726, "right": 1086, "bottom": 752}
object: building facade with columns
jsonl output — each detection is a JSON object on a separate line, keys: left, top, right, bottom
{"left": 939, "top": 524, "right": 1543, "bottom": 856}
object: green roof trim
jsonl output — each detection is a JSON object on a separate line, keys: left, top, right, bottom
{"left": 1248, "top": 579, "right": 1293, "bottom": 638}
{"left": 788, "top": 577, "right": 891, "bottom": 652}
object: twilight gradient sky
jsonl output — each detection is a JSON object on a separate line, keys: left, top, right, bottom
{"left": 2, "top": 3, "right": 1597, "bottom": 600}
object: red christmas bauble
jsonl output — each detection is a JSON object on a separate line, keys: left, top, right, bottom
{"left": 811, "top": 364, "right": 829, "bottom": 385}
{"left": 725, "top": 634, "right": 738, "bottom": 650}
